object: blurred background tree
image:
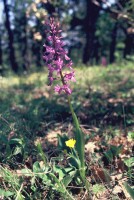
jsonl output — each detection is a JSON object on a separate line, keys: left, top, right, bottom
{"left": 0, "top": 0, "right": 134, "bottom": 74}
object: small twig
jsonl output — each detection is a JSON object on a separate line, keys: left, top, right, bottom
{"left": 81, "top": 190, "right": 88, "bottom": 200}
{"left": 67, "top": 186, "right": 84, "bottom": 189}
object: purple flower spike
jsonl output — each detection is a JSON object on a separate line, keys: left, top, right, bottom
{"left": 43, "top": 17, "right": 75, "bottom": 95}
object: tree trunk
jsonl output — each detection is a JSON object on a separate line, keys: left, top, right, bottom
{"left": 82, "top": 0, "right": 101, "bottom": 65}
{"left": 123, "top": 33, "right": 133, "bottom": 59}
{"left": 0, "top": 29, "right": 3, "bottom": 74}
{"left": 109, "top": 23, "right": 118, "bottom": 63}
{"left": 0, "top": 31, "right": 2, "bottom": 66}
{"left": 21, "top": 12, "right": 28, "bottom": 70}
{"left": 3, "top": 0, "right": 18, "bottom": 73}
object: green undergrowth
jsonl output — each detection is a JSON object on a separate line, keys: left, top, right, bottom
{"left": 0, "top": 63, "right": 134, "bottom": 199}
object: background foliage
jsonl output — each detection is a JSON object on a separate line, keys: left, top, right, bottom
{"left": 0, "top": 0, "right": 134, "bottom": 73}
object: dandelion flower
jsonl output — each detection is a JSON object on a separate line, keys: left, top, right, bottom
{"left": 65, "top": 139, "right": 76, "bottom": 148}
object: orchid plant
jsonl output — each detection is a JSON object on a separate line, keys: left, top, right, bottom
{"left": 43, "top": 18, "right": 86, "bottom": 184}
{"left": 43, "top": 18, "right": 75, "bottom": 94}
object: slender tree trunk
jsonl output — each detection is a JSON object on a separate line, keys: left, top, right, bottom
{"left": 82, "top": 0, "right": 101, "bottom": 65}
{"left": 123, "top": 33, "right": 133, "bottom": 59}
{"left": 0, "top": 32, "right": 2, "bottom": 66}
{"left": 109, "top": 23, "right": 118, "bottom": 63}
{"left": 94, "top": 38, "right": 100, "bottom": 64}
{"left": 21, "top": 12, "right": 28, "bottom": 70}
{"left": 3, "top": 0, "right": 18, "bottom": 73}
{"left": 0, "top": 29, "right": 3, "bottom": 74}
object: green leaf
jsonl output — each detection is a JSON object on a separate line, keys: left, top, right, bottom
{"left": 9, "top": 138, "right": 24, "bottom": 146}
{"left": 110, "top": 145, "right": 122, "bottom": 157}
{"left": 42, "top": 174, "right": 52, "bottom": 186}
{"left": 124, "top": 182, "right": 134, "bottom": 199}
{"left": 64, "top": 167, "right": 74, "bottom": 173}
{"left": 104, "top": 150, "right": 113, "bottom": 162}
{"left": 57, "top": 134, "right": 69, "bottom": 151}
{"left": 48, "top": 173, "right": 65, "bottom": 193}
{"left": 0, "top": 189, "right": 14, "bottom": 197}
{"left": 53, "top": 165, "right": 66, "bottom": 180}
{"left": 62, "top": 175, "right": 73, "bottom": 187}
{"left": 68, "top": 97, "right": 85, "bottom": 181}
{"left": 31, "top": 185, "right": 36, "bottom": 192}
{"left": 73, "top": 112, "right": 85, "bottom": 168}
{"left": 33, "top": 161, "right": 41, "bottom": 173}
{"left": 12, "top": 146, "right": 22, "bottom": 156}
{"left": 124, "top": 157, "right": 134, "bottom": 168}
{"left": 104, "top": 145, "right": 122, "bottom": 162}
{"left": 69, "top": 156, "right": 80, "bottom": 169}
{"left": 127, "top": 132, "right": 134, "bottom": 140}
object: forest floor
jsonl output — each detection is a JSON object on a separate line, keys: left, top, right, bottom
{"left": 0, "top": 63, "right": 134, "bottom": 199}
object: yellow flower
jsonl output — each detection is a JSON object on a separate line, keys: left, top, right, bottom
{"left": 65, "top": 139, "right": 76, "bottom": 148}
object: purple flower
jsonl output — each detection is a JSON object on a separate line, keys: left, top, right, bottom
{"left": 54, "top": 85, "right": 62, "bottom": 94}
{"left": 54, "top": 57, "right": 63, "bottom": 71}
{"left": 62, "top": 85, "right": 72, "bottom": 95}
{"left": 54, "top": 84, "right": 72, "bottom": 95}
{"left": 65, "top": 55, "right": 70, "bottom": 61}
{"left": 64, "top": 71, "right": 76, "bottom": 82}
{"left": 43, "top": 17, "right": 75, "bottom": 95}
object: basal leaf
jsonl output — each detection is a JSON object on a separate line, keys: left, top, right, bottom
{"left": 0, "top": 189, "right": 14, "bottom": 197}
{"left": 124, "top": 182, "right": 134, "bottom": 199}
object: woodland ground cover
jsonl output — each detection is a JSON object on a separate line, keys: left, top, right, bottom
{"left": 0, "top": 63, "right": 134, "bottom": 199}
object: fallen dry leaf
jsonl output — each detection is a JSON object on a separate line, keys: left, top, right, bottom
{"left": 85, "top": 142, "right": 96, "bottom": 153}
{"left": 113, "top": 185, "right": 122, "bottom": 195}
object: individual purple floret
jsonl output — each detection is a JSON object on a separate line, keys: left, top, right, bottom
{"left": 43, "top": 18, "right": 75, "bottom": 95}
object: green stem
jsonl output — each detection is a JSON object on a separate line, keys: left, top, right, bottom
{"left": 67, "top": 95, "right": 85, "bottom": 180}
